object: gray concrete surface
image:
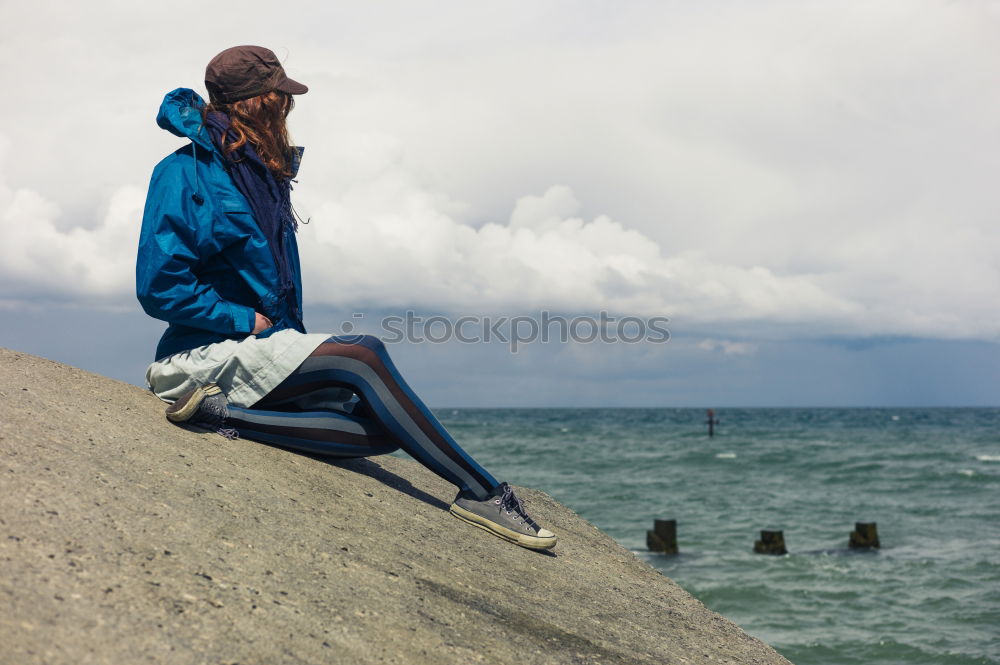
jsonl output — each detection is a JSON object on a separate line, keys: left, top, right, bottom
{"left": 0, "top": 348, "right": 793, "bottom": 664}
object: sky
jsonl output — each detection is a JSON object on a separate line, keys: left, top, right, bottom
{"left": 1, "top": 0, "right": 998, "bottom": 406}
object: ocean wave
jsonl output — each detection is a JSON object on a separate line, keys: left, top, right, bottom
{"left": 975, "top": 454, "right": 1000, "bottom": 462}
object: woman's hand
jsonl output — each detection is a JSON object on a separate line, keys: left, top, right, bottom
{"left": 253, "top": 312, "right": 273, "bottom": 334}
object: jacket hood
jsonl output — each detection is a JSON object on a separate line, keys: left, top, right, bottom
{"left": 157, "top": 88, "right": 214, "bottom": 150}
{"left": 155, "top": 87, "right": 304, "bottom": 176}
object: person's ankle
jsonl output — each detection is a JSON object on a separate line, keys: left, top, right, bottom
{"left": 457, "top": 487, "right": 490, "bottom": 501}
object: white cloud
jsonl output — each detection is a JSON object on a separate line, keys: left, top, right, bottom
{"left": 296, "top": 177, "right": 859, "bottom": 329}
{"left": 0, "top": 1, "right": 998, "bottom": 343}
{"left": 0, "top": 137, "right": 144, "bottom": 302}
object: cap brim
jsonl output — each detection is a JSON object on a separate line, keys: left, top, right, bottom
{"left": 276, "top": 77, "right": 308, "bottom": 95}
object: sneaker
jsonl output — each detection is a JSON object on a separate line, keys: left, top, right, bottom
{"left": 164, "top": 384, "right": 238, "bottom": 439}
{"left": 450, "top": 482, "right": 557, "bottom": 550}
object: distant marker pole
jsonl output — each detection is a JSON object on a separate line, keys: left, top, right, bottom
{"left": 646, "top": 519, "right": 678, "bottom": 554}
{"left": 848, "top": 522, "right": 880, "bottom": 549}
{"left": 706, "top": 409, "right": 719, "bottom": 437}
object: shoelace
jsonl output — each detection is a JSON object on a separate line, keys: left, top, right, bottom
{"left": 498, "top": 483, "right": 538, "bottom": 529}
{"left": 195, "top": 396, "right": 239, "bottom": 440}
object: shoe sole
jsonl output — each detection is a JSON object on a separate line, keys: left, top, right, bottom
{"left": 165, "top": 384, "right": 222, "bottom": 423}
{"left": 449, "top": 503, "right": 557, "bottom": 551}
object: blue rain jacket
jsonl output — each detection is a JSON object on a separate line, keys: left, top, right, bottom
{"left": 137, "top": 88, "right": 306, "bottom": 361}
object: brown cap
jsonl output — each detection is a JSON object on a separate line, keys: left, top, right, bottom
{"left": 205, "top": 45, "right": 308, "bottom": 104}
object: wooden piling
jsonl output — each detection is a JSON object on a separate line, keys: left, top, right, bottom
{"left": 646, "top": 519, "right": 678, "bottom": 554}
{"left": 848, "top": 522, "right": 880, "bottom": 549}
{"left": 753, "top": 529, "right": 787, "bottom": 555}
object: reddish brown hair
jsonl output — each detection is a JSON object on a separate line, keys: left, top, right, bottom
{"left": 207, "top": 91, "right": 296, "bottom": 179}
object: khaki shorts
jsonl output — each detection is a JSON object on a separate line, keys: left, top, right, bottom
{"left": 146, "top": 329, "right": 331, "bottom": 408}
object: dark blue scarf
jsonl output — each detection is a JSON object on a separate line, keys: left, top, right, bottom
{"left": 203, "top": 111, "right": 301, "bottom": 327}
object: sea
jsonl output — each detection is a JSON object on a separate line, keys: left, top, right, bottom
{"left": 431, "top": 407, "right": 1000, "bottom": 665}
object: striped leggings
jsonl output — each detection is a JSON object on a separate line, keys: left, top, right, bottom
{"left": 225, "top": 335, "right": 500, "bottom": 500}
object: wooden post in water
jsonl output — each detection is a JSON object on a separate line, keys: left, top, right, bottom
{"left": 646, "top": 519, "right": 678, "bottom": 554}
{"left": 848, "top": 522, "right": 880, "bottom": 549}
{"left": 753, "top": 529, "right": 787, "bottom": 555}
{"left": 706, "top": 409, "right": 719, "bottom": 437}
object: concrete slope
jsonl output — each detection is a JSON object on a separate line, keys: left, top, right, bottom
{"left": 0, "top": 348, "right": 792, "bottom": 665}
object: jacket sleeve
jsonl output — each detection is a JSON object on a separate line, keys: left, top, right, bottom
{"left": 136, "top": 155, "right": 256, "bottom": 335}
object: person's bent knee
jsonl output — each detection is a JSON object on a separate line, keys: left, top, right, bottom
{"left": 354, "top": 334, "right": 386, "bottom": 354}
{"left": 327, "top": 333, "right": 385, "bottom": 351}
{"left": 362, "top": 334, "right": 384, "bottom": 348}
